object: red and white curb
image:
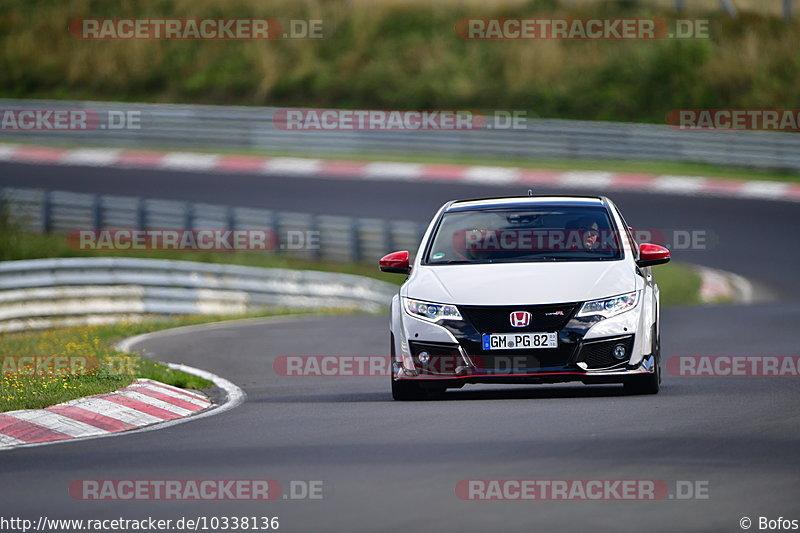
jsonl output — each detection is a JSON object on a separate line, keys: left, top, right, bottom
{"left": 0, "top": 378, "right": 210, "bottom": 448}
{"left": 0, "top": 330, "right": 245, "bottom": 451}
{"left": 696, "top": 265, "right": 755, "bottom": 304}
{"left": 1, "top": 142, "right": 799, "bottom": 203}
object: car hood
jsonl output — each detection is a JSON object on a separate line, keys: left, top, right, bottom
{"left": 404, "top": 261, "right": 638, "bottom": 305}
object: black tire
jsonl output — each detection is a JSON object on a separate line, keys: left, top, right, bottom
{"left": 389, "top": 332, "right": 444, "bottom": 400}
{"left": 623, "top": 367, "right": 659, "bottom": 395}
{"left": 624, "top": 326, "right": 661, "bottom": 395}
{"left": 391, "top": 377, "right": 428, "bottom": 401}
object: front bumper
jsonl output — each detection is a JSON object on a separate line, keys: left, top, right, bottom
{"left": 393, "top": 297, "right": 653, "bottom": 386}
{"left": 393, "top": 354, "right": 656, "bottom": 385}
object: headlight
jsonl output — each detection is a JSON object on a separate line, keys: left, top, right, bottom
{"left": 577, "top": 291, "right": 639, "bottom": 319}
{"left": 403, "top": 298, "right": 462, "bottom": 322}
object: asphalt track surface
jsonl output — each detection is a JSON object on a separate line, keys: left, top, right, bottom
{"left": 1, "top": 161, "right": 799, "bottom": 532}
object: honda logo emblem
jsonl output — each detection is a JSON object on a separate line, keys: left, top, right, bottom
{"left": 510, "top": 311, "right": 531, "bottom": 327}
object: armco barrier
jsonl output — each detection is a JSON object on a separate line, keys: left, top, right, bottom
{"left": 1, "top": 187, "right": 426, "bottom": 264}
{"left": 0, "top": 257, "right": 398, "bottom": 333}
{"left": 0, "top": 99, "right": 798, "bottom": 171}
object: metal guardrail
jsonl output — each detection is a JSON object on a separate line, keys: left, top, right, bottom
{"left": 1, "top": 99, "right": 799, "bottom": 171}
{"left": 1, "top": 187, "right": 426, "bottom": 264}
{"left": 0, "top": 257, "right": 398, "bottom": 333}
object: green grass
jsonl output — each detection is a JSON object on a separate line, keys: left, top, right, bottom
{"left": 655, "top": 262, "right": 702, "bottom": 306}
{"left": 1, "top": 0, "right": 798, "bottom": 125}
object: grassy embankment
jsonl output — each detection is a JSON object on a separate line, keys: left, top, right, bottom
{"left": 0, "top": 0, "right": 797, "bottom": 125}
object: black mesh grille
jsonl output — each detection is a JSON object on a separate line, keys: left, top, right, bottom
{"left": 456, "top": 303, "right": 581, "bottom": 371}
{"left": 409, "top": 342, "right": 460, "bottom": 357}
{"left": 580, "top": 336, "right": 634, "bottom": 369}
{"left": 459, "top": 342, "right": 577, "bottom": 371}
{"left": 408, "top": 341, "right": 464, "bottom": 376}
{"left": 458, "top": 304, "right": 578, "bottom": 334}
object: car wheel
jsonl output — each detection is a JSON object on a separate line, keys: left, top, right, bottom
{"left": 623, "top": 365, "right": 659, "bottom": 395}
{"left": 391, "top": 377, "right": 428, "bottom": 401}
{"left": 389, "top": 333, "right": 444, "bottom": 400}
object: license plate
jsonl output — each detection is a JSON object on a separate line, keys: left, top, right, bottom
{"left": 482, "top": 332, "right": 557, "bottom": 350}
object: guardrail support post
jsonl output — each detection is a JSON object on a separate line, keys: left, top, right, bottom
{"left": 184, "top": 202, "right": 195, "bottom": 230}
{"left": 226, "top": 206, "right": 237, "bottom": 231}
{"left": 92, "top": 194, "right": 103, "bottom": 230}
{"left": 136, "top": 198, "right": 147, "bottom": 230}
{"left": 271, "top": 211, "right": 281, "bottom": 254}
{"left": 309, "top": 214, "right": 322, "bottom": 260}
{"left": 42, "top": 190, "right": 53, "bottom": 233}
{"left": 384, "top": 220, "right": 395, "bottom": 255}
{"left": 351, "top": 219, "right": 362, "bottom": 263}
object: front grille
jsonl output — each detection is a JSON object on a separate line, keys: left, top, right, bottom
{"left": 459, "top": 342, "right": 577, "bottom": 371}
{"left": 456, "top": 303, "right": 581, "bottom": 371}
{"left": 579, "top": 336, "right": 634, "bottom": 369}
{"left": 458, "top": 303, "right": 579, "bottom": 334}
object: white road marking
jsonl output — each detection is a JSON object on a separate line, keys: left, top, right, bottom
{"left": 263, "top": 157, "right": 322, "bottom": 175}
{"left": 653, "top": 175, "right": 708, "bottom": 194}
{"left": 128, "top": 382, "right": 210, "bottom": 407}
{"left": 6, "top": 410, "right": 107, "bottom": 438}
{"left": 559, "top": 171, "right": 615, "bottom": 188}
{"left": 138, "top": 378, "right": 208, "bottom": 400}
{"left": 462, "top": 166, "right": 521, "bottom": 184}
{"left": 0, "top": 144, "right": 20, "bottom": 160}
{"left": 738, "top": 181, "right": 791, "bottom": 199}
{"left": 118, "top": 390, "right": 194, "bottom": 416}
{"left": 363, "top": 162, "right": 423, "bottom": 180}
{"left": 64, "top": 396, "right": 163, "bottom": 426}
{"left": 61, "top": 148, "right": 121, "bottom": 166}
{"left": 0, "top": 434, "right": 26, "bottom": 446}
{"left": 159, "top": 152, "right": 219, "bottom": 170}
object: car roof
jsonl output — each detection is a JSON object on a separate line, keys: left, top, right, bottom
{"left": 445, "top": 195, "right": 608, "bottom": 212}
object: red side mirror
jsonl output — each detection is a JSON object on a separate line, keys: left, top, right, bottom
{"left": 637, "top": 243, "right": 670, "bottom": 267}
{"left": 379, "top": 250, "right": 411, "bottom": 274}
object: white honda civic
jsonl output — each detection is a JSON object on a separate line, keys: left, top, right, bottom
{"left": 379, "top": 195, "right": 671, "bottom": 400}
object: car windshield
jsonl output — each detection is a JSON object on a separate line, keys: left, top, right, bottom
{"left": 424, "top": 206, "right": 622, "bottom": 264}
